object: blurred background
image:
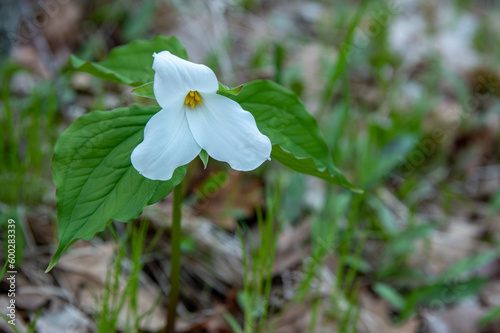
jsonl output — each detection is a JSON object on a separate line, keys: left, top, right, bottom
{"left": 1, "top": 0, "right": 500, "bottom": 332}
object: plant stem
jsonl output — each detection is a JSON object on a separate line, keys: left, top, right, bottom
{"left": 166, "top": 183, "right": 183, "bottom": 333}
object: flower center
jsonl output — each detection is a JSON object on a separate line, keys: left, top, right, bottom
{"left": 184, "top": 90, "right": 203, "bottom": 109}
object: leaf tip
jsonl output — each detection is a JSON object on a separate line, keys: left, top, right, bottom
{"left": 199, "top": 150, "right": 209, "bottom": 169}
{"left": 130, "top": 81, "right": 155, "bottom": 99}
{"left": 45, "top": 249, "right": 63, "bottom": 273}
{"left": 46, "top": 239, "right": 78, "bottom": 273}
{"left": 217, "top": 82, "right": 244, "bottom": 96}
{"left": 351, "top": 188, "right": 364, "bottom": 194}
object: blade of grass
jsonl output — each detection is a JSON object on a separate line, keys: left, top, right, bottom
{"left": 317, "top": 0, "right": 370, "bottom": 118}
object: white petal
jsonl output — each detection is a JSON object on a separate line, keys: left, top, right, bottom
{"left": 186, "top": 93, "right": 272, "bottom": 171}
{"left": 153, "top": 51, "right": 219, "bottom": 108}
{"left": 131, "top": 100, "right": 201, "bottom": 180}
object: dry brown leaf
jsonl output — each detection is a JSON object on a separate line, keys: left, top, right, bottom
{"left": 420, "top": 300, "right": 484, "bottom": 333}
{"left": 193, "top": 170, "right": 264, "bottom": 230}
{"left": 176, "top": 304, "right": 233, "bottom": 333}
{"left": 35, "top": 304, "right": 95, "bottom": 333}
{"left": 414, "top": 218, "right": 489, "bottom": 275}
{"left": 270, "top": 304, "right": 315, "bottom": 333}
{"left": 15, "top": 285, "right": 68, "bottom": 311}
{"left": 56, "top": 242, "right": 115, "bottom": 285}
{"left": 358, "top": 291, "right": 418, "bottom": 333}
{"left": 480, "top": 281, "right": 500, "bottom": 307}
{"left": 0, "top": 296, "right": 28, "bottom": 333}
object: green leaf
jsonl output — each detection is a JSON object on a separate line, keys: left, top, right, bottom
{"left": 199, "top": 149, "right": 209, "bottom": 168}
{"left": 438, "top": 249, "right": 499, "bottom": 281}
{"left": 363, "top": 134, "right": 418, "bottom": 187}
{"left": 373, "top": 283, "right": 406, "bottom": 310}
{"left": 131, "top": 82, "right": 155, "bottom": 99}
{"left": 68, "top": 35, "right": 188, "bottom": 86}
{"left": 271, "top": 145, "right": 345, "bottom": 184}
{"left": 224, "top": 80, "right": 360, "bottom": 192}
{"left": 222, "top": 312, "right": 244, "bottom": 333}
{"left": 49, "top": 106, "right": 187, "bottom": 271}
{"left": 385, "top": 222, "right": 438, "bottom": 253}
{"left": 480, "top": 304, "right": 500, "bottom": 327}
{"left": 218, "top": 82, "right": 244, "bottom": 96}
{"left": 132, "top": 81, "right": 243, "bottom": 100}
{"left": 398, "top": 278, "right": 488, "bottom": 321}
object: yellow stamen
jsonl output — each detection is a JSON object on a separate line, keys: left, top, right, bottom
{"left": 184, "top": 90, "right": 203, "bottom": 109}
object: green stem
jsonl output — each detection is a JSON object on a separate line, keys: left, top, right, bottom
{"left": 166, "top": 183, "right": 183, "bottom": 333}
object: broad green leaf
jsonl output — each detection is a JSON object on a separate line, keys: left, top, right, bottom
{"left": 218, "top": 82, "right": 243, "bottom": 96}
{"left": 271, "top": 145, "right": 344, "bottom": 183}
{"left": 146, "top": 173, "right": 185, "bottom": 206}
{"left": 224, "top": 80, "right": 360, "bottom": 192}
{"left": 49, "top": 106, "right": 186, "bottom": 271}
{"left": 68, "top": 35, "right": 188, "bottom": 86}
{"left": 131, "top": 82, "right": 155, "bottom": 99}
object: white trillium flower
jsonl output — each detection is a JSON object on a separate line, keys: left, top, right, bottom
{"left": 131, "top": 51, "right": 272, "bottom": 181}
